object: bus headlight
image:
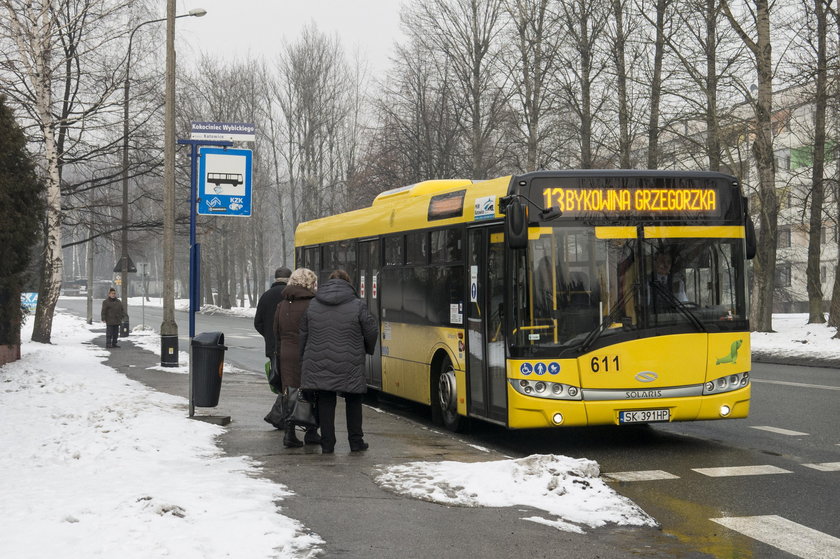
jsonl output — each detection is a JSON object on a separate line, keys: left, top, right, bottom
{"left": 510, "top": 379, "right": 582, "bottom": 401}
{"left": 703, "top": 373, "right": 750, "bottom": 395}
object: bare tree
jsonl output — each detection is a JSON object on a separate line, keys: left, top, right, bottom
{"left": 721, "top": 0, "right": 778, "bottom": 331}
{"left": 0, "top": 0, "right": 132, "bottom": 342}
{"left": 403, "top": 0, "right": 509, "bottom": 179}
{"left": 557, "top": 0, "right": 611, "bottom": 168}
{"left": 272, "top": 25, "right": 361, "bottom": 224}
{"left": 798, "top": 0, "right": 832, "bottom": 324}
{"left": 501, "top": 0, "right": 562, "bottom": 171}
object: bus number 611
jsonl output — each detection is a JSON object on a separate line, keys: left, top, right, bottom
{"left": 590, "top": 355, "right": 620, "bottom": 373}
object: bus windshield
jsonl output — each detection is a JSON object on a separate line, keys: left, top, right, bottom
{"left": 510, "top": 226, "right": 748, "bottom": 358}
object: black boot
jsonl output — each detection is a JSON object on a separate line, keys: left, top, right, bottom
{"left": 283, "top": 425, "right": 303, "bottom": 448}
{"left": 304, "top": 427, "right": 321, "bottom": 445}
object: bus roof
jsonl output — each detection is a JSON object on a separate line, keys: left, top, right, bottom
{"left": 295, "top": 176, "right": 512, "bottom": 246}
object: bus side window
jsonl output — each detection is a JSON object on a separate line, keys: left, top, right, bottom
{"left": 385, "top": 236, "right": 404, "bottom": 266}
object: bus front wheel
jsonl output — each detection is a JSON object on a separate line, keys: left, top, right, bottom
{"left": 432, "top": 355, "right": 463, "bottom": 432}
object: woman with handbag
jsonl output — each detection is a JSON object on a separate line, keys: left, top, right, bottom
{"left": 300, "top": 269, "right": 379, "bottom": 454}
{"left": 273, "top": 267, "right": 321, "bottom": 448}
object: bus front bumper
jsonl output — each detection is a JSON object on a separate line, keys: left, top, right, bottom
{"left": 506, "top": 384, "right": 751, "bottom": 428}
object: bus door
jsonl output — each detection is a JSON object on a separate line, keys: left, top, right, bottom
{"left": 466, "top": 226, "right": 507, "bottom": 423}
{"left": 359, "top": 239, "right": 382, "bottom": 388}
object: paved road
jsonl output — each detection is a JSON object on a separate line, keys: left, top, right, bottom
{"left": 59, "top": 298, "right": 840, "bottom": 558}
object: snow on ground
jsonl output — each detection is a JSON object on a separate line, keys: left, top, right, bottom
{"left": 750, "top": 313, "right": 840, "bottom": 363}
{"left": 0, "top": 312, "right": 321, "bottom": 559}
{"left": 375, "top": 454, "right": 657, "bottom": 533}
{"left": 125, "top": 327, "right": 256, "bottom": 377}
{"left": 126, "top": 296, "right": 257, "bottom": 320}
{"left": 4, "top": 304, "right": 837, "bottom": 556}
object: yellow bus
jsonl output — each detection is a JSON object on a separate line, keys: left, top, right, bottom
{"left": 295, "top": 170, "right": 754, "bottom": 431}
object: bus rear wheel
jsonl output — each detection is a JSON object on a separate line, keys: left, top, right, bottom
{"left": 432, "top": 355, "right": 463, "bottom": 432}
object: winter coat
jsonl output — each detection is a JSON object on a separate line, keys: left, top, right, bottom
{"left": 272, "top": 284, "right": 315, "bottom": 389}
{"left": 300, "top": 278, "right": 379, "bottom": 394}
{"left": 100, "top": 297, "right": 123, "bottom": 326}
{"left": 254, "top": 280, "right": 287, "bottom": 357}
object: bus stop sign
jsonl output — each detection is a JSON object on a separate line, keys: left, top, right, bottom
{"left": 198, "top": 148, "right": 252, "bottom": 216}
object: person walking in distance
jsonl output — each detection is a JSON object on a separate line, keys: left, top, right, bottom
{"left": 100, "top": 288, "right": 123, "bottom": 348}
{"left": 300, "top": 270, "right": 379, "bottom": 454}
{"left": 273, "top": 268, "right": 320, "bottom": 448}
{"left": 255, "top": 266, "right": 292, "bottom": 428}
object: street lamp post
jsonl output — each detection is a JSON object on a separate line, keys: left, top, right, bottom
{"left": 120, "top": 7, "right": 206, "bottom": 338}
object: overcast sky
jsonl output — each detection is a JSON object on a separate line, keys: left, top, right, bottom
{"left": 177, "top": 0, "right": 404, "bottom": 76}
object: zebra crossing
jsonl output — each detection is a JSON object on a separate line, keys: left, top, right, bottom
{"left": 602, "top": 423, "right": 840, "bottom": 558}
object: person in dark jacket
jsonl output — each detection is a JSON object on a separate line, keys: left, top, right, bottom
{"left": 300, "top": 270, "right": 379, "bottom": 454}
{"left": 100, "top": 288, "right": 123, "bottom": 348}
{"left": 273, "top": 268, "right": 320, "bottom": 447}
{"left": 255, "top": 266, "right": 291, "bottom": 428}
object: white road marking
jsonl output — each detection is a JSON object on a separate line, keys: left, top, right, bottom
{"left": 802, "top": 462, "right": 840, "bottom": 472}
{"left": 751, "top": 378, "right": 840, "bottom": 391}
{"left": 692, "top": 465, "right": 790, "bottom": 477}
{"left": 602, "top": 470, "right": 679, "bottom": 482}
{"left": 711, "top": 515, "right": 840, "bottom": 559}
{"left": 750, "top": 425, "right": 810, "bottom": 436}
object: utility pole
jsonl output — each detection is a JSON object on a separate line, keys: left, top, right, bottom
{"left": 161, "top": 0, "right": 178, "bottom": 366}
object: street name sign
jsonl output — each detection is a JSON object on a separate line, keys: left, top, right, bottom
{"left": 190, "top": 121, "right": 255, "bottom": 142}
{"left": 198, "top": 148, "right": 253, "bottom": 217}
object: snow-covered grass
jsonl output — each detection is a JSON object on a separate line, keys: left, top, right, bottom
{"left": 750, "top": 313, "right": 840, "bottom": 362}
{"left": 0, "top": 312, "right": 321, "bottom": 558}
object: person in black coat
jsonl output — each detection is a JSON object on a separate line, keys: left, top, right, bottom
{"left": 255, "top": 266, "right": 291, "bottom": 428}
{"left": 100, "top": 288, "right": 123, "bottom": 348}
{"left": 300, "top": 270, "right": 379, "bottom": 453}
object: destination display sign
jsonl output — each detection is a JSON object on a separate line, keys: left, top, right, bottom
{"left": 541, "top": 187, "right": 719, "bottom": 216}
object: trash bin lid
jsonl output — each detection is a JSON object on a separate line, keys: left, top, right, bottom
{"left": 192, "top": 331, "right": 225, "bottom": 347}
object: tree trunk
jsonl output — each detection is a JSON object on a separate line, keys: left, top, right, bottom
{"left": 647, "top": 0, "right": 668, "bottom": 170}
{"left": 612, "top": 0, "right": 631, "bottom": 168}
{"left": 722, "top": 0, "right": 776, "bottom": 331}
{"left": 806, "top": 0, "right": 828, "bottom": 324}
{"left": 704, "top": 0, "right": 721, "bottom": 172}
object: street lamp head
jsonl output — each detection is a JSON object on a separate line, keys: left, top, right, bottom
{"left": 188, "top": 8, "right": 207, "bottom": 17}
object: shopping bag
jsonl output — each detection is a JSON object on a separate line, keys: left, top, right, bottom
{"left": 265, "top": 360, "right": 282, "bottom": 394}
{"left": 286, "top": 387, "right": 318, "bottom": 429}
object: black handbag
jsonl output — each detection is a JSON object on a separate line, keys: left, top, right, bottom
{"left": 286, "top": 387, "right": 318, "bottom": 429}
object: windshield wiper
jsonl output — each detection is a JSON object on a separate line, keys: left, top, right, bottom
{"left": 649, "top": 281, "right": 706, "bottom": 332}
{"left": 579, "top": 284, "right": 638, "bottom": 353}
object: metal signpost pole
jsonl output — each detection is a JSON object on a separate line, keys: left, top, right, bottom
{"left": 177, "top": 138, "right": 232, "bottom": 418}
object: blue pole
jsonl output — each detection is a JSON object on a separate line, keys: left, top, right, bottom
{"left": 189, "top": 142, "right": 198, "bottom": 338}
{"left": 177, "top": 138, "right": 232, "bottom": 339}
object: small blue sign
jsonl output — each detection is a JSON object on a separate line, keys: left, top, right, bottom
{"left": 198, "top": 148, "right": 252, "bottom": 217}
{"left": 548, "top": 362, "right": 561, "bottom": 375}
{"left": 520, "top": 363, "right": 533, "bottom": 375}
{"left": 535, "top": 362, "right": 547, "bottom": 376}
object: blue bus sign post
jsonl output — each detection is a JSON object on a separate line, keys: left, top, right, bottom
{"left": 197, "top": 148, "right": 252, "bottom": 217}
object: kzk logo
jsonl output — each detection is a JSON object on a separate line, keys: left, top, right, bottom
{"left": 635, "top": 371, "right": 658, "bottom": 383}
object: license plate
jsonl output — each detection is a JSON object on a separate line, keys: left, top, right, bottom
{"left": 619, "top": 409, "right": 670, "bottom": 424}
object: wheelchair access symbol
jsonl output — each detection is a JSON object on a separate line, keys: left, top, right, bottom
{"left": 520, "top": 363, "right": 534, "bottom": 375}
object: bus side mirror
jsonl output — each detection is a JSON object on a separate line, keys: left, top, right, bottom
{"left": 745, "top": 217, "right": 756, "bottom": 260}
{"left": 504, "top": 197, "right": 529, "bottom": 249}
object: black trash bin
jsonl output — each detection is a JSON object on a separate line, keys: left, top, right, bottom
{"left": 191, "top": 332, "right": 227, "bottom": 407}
